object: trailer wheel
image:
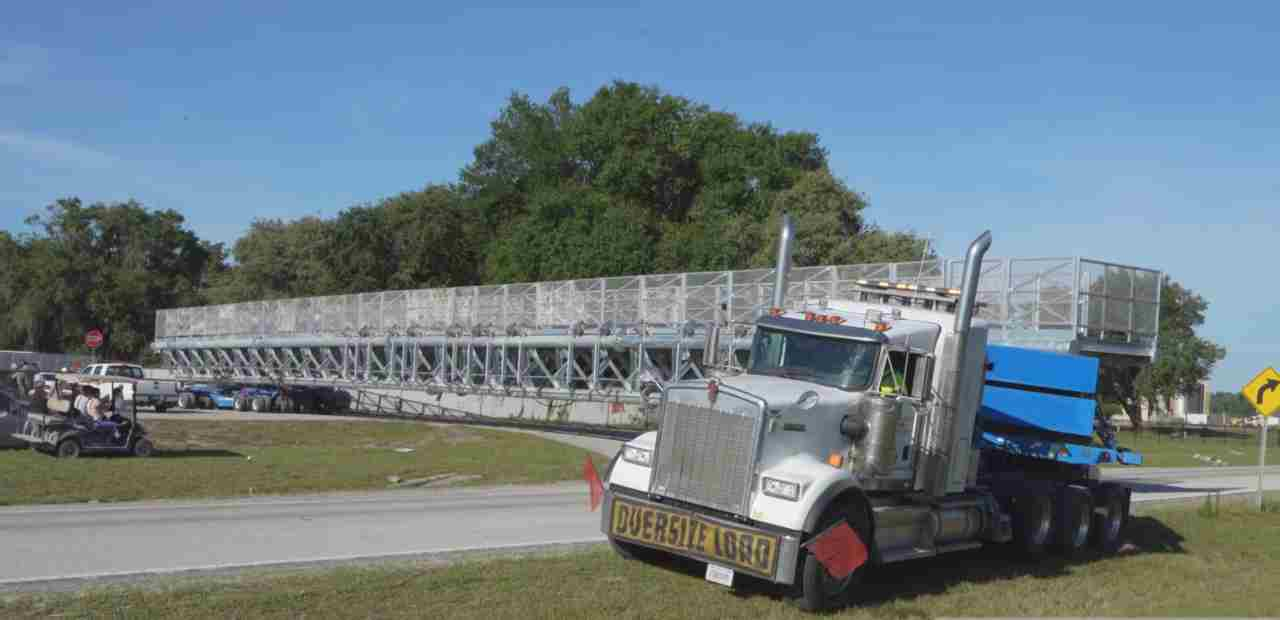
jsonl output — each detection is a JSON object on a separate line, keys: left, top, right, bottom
{"left": 178, "top": 393, "right": 195, "bottom": 409}
{"left": 251, "top": 397, "right": 270, "bottom": 413}
{"left": 792, "top": 497, "right": 873, "bottom": 612}
{"left": 1055, "top": 485, "right": 1093, "bottom": 556}
{"left": 56, "top": 439, "right": 81, "bottom": 459}
{"left": 234, "top": 397, "right": 249, "bottom": 412}
{"left": 277, "top": 396, "right": 293, "bottom": 413}
{"left": 1091, "top": 483, "right": 1127, "bottom": 553}
{"left": 1011, "top": 490, "right": 1053, "bottom": 557}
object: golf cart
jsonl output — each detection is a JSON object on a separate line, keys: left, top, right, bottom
{"left": 12, "top": 380, "right": 155, "bottom": 458}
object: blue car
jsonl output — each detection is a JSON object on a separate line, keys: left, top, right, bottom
{"left": 178, "top": 383, "right": 241, "bottom": 410}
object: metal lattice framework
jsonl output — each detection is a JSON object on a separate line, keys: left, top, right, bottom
{"left": 152, "top": 257, "right": 1161, "bottom": 401}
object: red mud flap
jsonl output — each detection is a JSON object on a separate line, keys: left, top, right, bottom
{"left": 802, "top": 520, "right": 868, "bottom": 579}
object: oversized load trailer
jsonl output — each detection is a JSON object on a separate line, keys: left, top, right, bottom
{"left": 601, "top": 218, "right": 1142, "bottom": 611}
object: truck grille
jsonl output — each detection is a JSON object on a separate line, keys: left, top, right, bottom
{"left": 650, "top": 394, "right": 764, "bottom": 517}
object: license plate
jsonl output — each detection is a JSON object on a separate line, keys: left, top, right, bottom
{"left": 609, "top": 497, "right": 780, "bottom": 578}
{"left": 705, "top": 563, "right": 734, "bottom": 587}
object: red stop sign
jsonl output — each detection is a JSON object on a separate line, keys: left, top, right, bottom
{"left": 85, "top": 329, "right": 104, "bottom": 350}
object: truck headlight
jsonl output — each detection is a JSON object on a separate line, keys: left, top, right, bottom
{"left": 762, "top": 477, "right": 801, "bottom": 501}
{"left": 622, "top": 445, "right": 652, "bottom": 467}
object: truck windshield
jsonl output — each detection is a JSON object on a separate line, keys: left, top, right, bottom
{"left": 747, "top": 327, "right": 879, "bottom": 391}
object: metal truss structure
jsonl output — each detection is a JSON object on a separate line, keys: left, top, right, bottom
{"left": 152, "top": 256, "right": 1161, "bottom": 402}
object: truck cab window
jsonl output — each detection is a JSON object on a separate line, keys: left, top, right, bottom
{"left": 881, "top": 351, "right": 931, "bottom": 399}
{"left": 749, "top": 327, "right": 879, "bottom": 391}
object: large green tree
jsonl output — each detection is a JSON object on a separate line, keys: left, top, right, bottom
{"left": 467, "top": 81, "right": 919, "bottom": 282}
{"left": 14, "top": 198, "right": 211, "bottom": 360}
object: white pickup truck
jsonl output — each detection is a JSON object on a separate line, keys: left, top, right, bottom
{"left": 77, "top": 363, "right": 179, "bottom": 412}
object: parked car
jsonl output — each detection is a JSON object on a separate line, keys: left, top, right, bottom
{"left": 79, "top": 363, "right": 179, "bottom": 412}
{"left": 178, "top": 383, "right": 241, "bottom": 410}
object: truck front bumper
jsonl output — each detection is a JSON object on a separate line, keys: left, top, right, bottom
{"left": 601, "top": 487, "right": 802, "bottom": 585}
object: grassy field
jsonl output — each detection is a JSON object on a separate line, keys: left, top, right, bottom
{"left": 1110, "top": 429, "right": 1278, "bottom": 468}
{"left": 3, "top": 499, "right": 1278, "bottom": 618}
{"left": 0, "top": 420, "right": 605, "bottom": 506}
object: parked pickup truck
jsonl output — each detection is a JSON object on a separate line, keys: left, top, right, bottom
{"left": 78, "top": 363, "right": 179, "bottom": 412}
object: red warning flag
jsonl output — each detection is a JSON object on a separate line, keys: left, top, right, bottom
{"left": 805, "top": 520, "right": 868, "bottom": 580}
{"left": 583, "top": 456, "right": 605, "bottom": 512}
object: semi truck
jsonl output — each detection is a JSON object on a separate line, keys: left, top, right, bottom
{"left": 600, "top": 218, "right": 1142, "bottom": 611}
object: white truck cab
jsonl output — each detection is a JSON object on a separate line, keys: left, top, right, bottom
{"left": 601, "top": 220, "right": 1134, "bottom": 611}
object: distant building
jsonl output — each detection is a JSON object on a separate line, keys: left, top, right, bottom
{"left": 1138, "top": 380, "right": 1210, "bottom": 425}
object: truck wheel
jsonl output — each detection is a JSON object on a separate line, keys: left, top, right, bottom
{"left": 277, "top": 396, "right": 293, "bottom": 413}
{"left": 56, "top": 439, "right": 81, "bottom": 459}
{"left": 1091, "top": 484, "right": 1128, "bottom": 553}
{"left": 1011, "top": 490, "right": 1053, "bottom": 557}
{"left": 793, "top": 498, "right": 872, "bottom": 611}
{"left": 1055, "top": 485, "right": 1093, "bottom": 556}
{"left": 178, "top": 393, "right": 195, "bottom": 409}
{"left": 235, "top": 397, "right": 249, "bottom": 412}
{"left": 198, "top": 396, "right": 213, "bottom": 410}
{"left": 251, "top": 397, "right": 269, "bottom": 413}
{"left": 132, "top": 438, "right": 155, "bottom": 458}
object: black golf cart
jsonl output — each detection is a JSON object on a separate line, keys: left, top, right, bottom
{"left": 12, "top": 382, "right": 155, "bottom": 458}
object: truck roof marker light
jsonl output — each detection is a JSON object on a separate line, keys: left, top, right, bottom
{"left": 802, "top": 311, "right": 846, "bottom": 325}
{"left": 827, "top": 453, "right": 844, "bottom": 468}
{"left": 769, "top": 307, "right": 784, "bottom": 317}
{"left": 1056, "top": 447, "right": 1070, "bottom": 460}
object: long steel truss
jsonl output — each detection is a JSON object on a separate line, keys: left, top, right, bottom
{"left": 153, "top": 256, "right": 1162, "bottom": 401}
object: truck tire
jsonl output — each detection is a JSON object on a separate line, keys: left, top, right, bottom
{"left": 251, "top": 397, "right": 269, "bottom": 413}
{"left": 1011, "top": 490, "right": 1053, "bottom": 558}
{"left": 235, "top": 397, "right": 250, "bottom": 412}
{"left": 277, "top": 396, "right": 294, "bottom": 413}
{"left": 1091, "top": 483, "right": 1127, "bottom": 553}
{"left": 56, "top": 439, "right": 81, "bottom": 459}
{"left": 178, "top": 393, "right": 195, "bottom": 409}
{"left": 1055, "top": 485, "right": 1093, "bottom": 556}
{"left": 792, "top": 497, "right": 873, "bottom": 612}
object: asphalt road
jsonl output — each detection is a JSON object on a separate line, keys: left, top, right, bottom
{"left": 2, "top": 465, "right": 1278, "bottom": 590}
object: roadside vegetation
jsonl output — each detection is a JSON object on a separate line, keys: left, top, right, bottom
{"left": 1110, "top": 429, "right": 1278, "bottom": 468}
{"left": 0, "top": 420, "right": 604, "bottom": 505}
{"left": 2, "top": 498, "right": 1278, "bottom": 618}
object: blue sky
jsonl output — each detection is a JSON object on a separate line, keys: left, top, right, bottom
{"left": 1, "top": 3, "right": 1276, "bottom": 390}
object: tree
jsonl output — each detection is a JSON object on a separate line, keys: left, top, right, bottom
{"left": 209, "top": 216, "right": 336, "bottom": 303}
{"left": 18, "top": 198, "right": 211, "bottom": 360}
{"left": 1211, "top": 391, "right": 1254, "bottom": 418}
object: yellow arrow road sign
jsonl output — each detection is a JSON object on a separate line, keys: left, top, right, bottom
{"left": 1241, "top": 367, "right": 1280, "bottom": 417}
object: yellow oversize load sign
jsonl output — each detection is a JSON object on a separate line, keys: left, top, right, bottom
{"left": 1241, "top": 367, "right": 1280, "bottom": 417}
{"left": 609, "top": 497, "right": 780, "bottom": 578}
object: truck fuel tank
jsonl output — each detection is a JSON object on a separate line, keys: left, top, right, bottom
{"left": 850, "top": 396, "right": 898, "bottom": 476}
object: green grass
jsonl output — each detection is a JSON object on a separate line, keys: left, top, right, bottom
{"left": 1110, "top": 429, "right": 1279, "bottom": 468}
{"left": 0, "top": 420, "right": 605, "bottom": 506}
{"left": 3, "top": 499, "right": 1279, "bottom": 618}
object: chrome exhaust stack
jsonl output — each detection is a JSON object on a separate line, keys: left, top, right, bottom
{"left": 915, "top": 230, "right": 993, "bottom": 497}
{"left": 952, "top": 230, "right": 992, "bottom": 361}
{"left": 771, "top": 213, "right": 795, "bottom": 310}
